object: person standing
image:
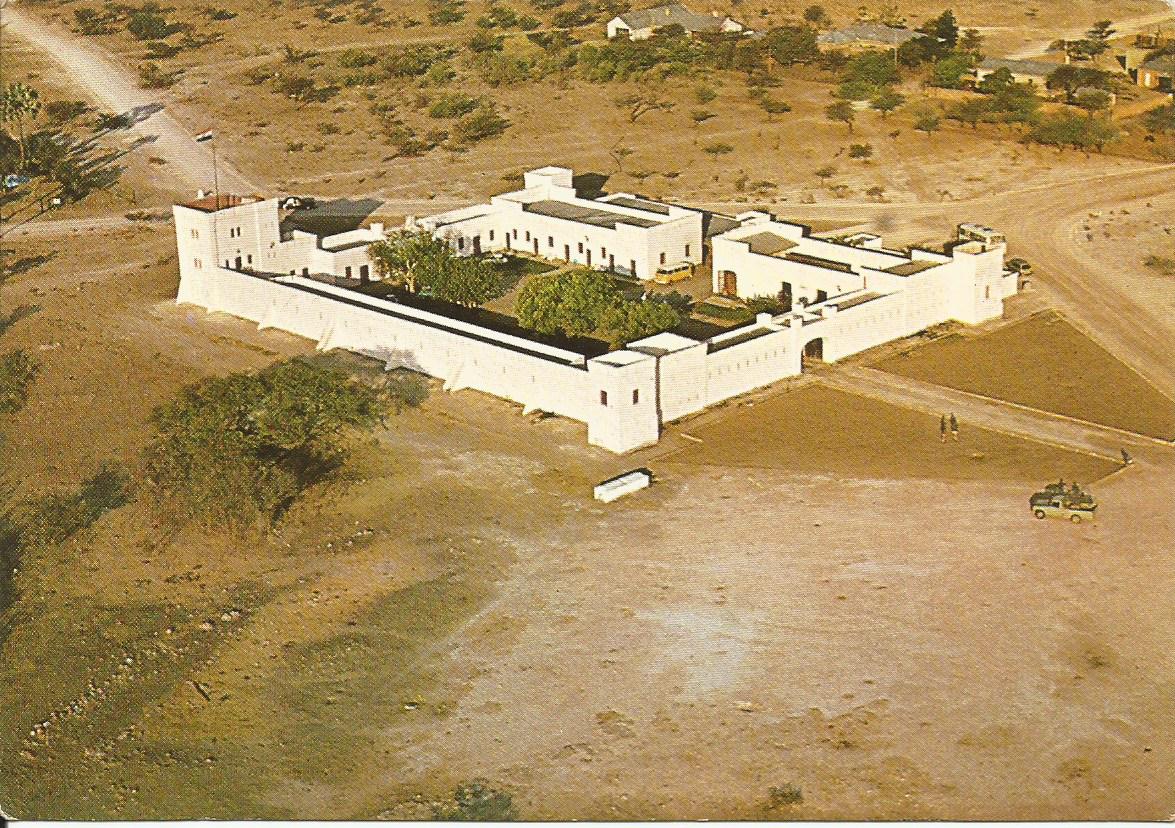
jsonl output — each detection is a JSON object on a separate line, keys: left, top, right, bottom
{"left": 940, "top": 414, "right": 947, "bottom": 443}
{"left": 950, "top": 413, "right": 959, "bottom": 441}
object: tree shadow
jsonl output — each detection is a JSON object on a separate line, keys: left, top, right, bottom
{"left": 0, "top": 251, "right": 56, "bottom": 288}
{"left": 0, "top": 304, "right": 41, "bottom": 338}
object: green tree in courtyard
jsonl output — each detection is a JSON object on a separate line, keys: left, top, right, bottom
{"left": 369, "top": 230, "right": 451, "bottom": 293}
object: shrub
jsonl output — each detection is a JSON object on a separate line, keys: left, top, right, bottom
{"left": 337, "top": 48, "right": 378, "bottom": 68}
{"left": 428, "top": 92, "right": 479, "bottom": 118}
{"left": 848, "top": 142, "right": 873, "bottom": 159}
{"left": 432, "top": 779, "right": 517, "bottom": 821}
{"left": 138, "top": 62, "right": 182, "bottom": 89}
{"left": 450, "top": 104, "right": 510, "bottom": 144}
{"left": 0, "top": 350, "right": 39, "bottom": 416}
{"left": 127, "top": 9, "right": 181, "bottom": 40}
{"left": 143, "top": 359, "right": 403, "bottom": 530}
{"left": 768, "top": 783, "right": 803, "bottom": 807}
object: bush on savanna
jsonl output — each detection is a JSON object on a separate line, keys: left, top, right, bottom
{"left": 767, "top": 783, "right": 803, "bottom": 807}
{"left": 0, "top": 350, "right": 39, "bottom": 416}
{"left": 143, "top": 359, "right": 415, "bottom": 530}
{"left": 450, "top": 104, "right": 510, "bottom": 145}
{"left": 1143, "top": 254, "right": 1175, "bottom": 276}
{"left": 428, "top": 93, "right": 480, "bottom": 119}
{"left": 432, "top": 779, "right": 518, "bottom": 821}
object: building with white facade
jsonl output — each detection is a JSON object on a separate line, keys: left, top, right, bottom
{"left": 410, "top": 167, "right": 704, "bottom": 280}
{"left": 172, "top": 169, "right": 1018, "bottom": 455}
{"left": 174, "top": 193, "right": 385, "bottom": 288}
{"left": 605, "top": 4, "right": 745, "bottom": 40}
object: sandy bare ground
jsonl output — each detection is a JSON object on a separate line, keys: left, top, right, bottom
{"left": 5, "top": 3, "right": 256, "bottom": 195}
{"left": 2, "top": 3, "right": 1175, "bottom": 819}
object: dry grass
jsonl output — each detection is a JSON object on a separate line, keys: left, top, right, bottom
{"left": 872, "top": 310, "right": 1175, "bottom": 439}
{"left": 658, "top": 383, "right": 1118, "bottom": 482}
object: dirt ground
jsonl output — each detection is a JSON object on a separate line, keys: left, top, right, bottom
{"left": 4, "top": 0, "right": 1175, "bottom": 819}
{"left": 872, "top": 310, "right": 1175, "bottom": 440}
{"left": 656, "top": 382, "right": 1119, "bottom": 482}
{"left": 3, "top": 226, "right": 1174, "bottom": 821}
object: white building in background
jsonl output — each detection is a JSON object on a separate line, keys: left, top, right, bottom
{"left": 605, "top": 4, "right": 745, "bottom": 40}
{"left": 410, "top": 166, "right": 703, "bottom": 280}
{"left": 172, "top": 169, "right": 1018, "bottom": 455}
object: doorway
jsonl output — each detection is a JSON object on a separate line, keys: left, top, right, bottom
{"left": 802, "top": 338, "right": 824, "bottom": 368}
{"left": 719, "top": 270, "right": 737, "bottom": 297}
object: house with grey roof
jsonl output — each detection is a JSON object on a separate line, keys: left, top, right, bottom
{"left": 1137, "top": 54, "right": 1175, "bottom": 93}
{"left": 815, "top": 22, "right": 922, "bottom": 52}
{"left": 972, "top": 57, "right": 1060, "bottom": 88}
{"left": 606, "top": 4, "right": 745, "bottom": 40}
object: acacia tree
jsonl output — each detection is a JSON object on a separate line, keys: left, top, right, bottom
{"left": 1, "top": 83, "right": 43, "bottom": 168}
{"left": 825, "top": 100, "right": 855, "bottom": 133}
{"left": 368, "top": 230, "right": 450, "bottom": 293}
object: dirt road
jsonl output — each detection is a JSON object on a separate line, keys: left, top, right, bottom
{"left": 821, "top": 365, "right": 1170, "bottom": 461}
{"left": 1006, "top": 7, "right": 1174, "bottom": 59}
{"left": 4, "top": 3, "right": 256, "bottom": 195}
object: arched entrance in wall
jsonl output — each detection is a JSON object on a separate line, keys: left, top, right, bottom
{"left": 801, "top": 337, "right": 824, "bottom": 370}
{"left": 719, "top": 270, "right": 737, "bottom": 297}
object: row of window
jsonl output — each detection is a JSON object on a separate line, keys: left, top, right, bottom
{"left": 600, "top": 389, "right": 639, "bottom": 406}
{"left": 189, "top": 226, "right": 243, "bottom": 239}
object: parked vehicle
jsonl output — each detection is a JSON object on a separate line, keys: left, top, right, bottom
{"left": 1007, "top": 257, "right": 1032, "bottom": 277}
{"left": 652, "top": 262, "right": 693, "bottom": 285}
{"left": 280, "top": 195, "right": 316, "bottom": 211}
{"left": 1029, "top": 480, "right": 1096, "bottom": 523}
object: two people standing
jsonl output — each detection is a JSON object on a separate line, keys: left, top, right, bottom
{"left": 939, "top": 413, "right": 959, "bottom": 442}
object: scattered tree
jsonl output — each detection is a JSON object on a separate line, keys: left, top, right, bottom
{"left": 825, "top": 100, "right": 856, "bottom": 133}
{"left": 369, "top": 230, "right": 450, "bottom": 293}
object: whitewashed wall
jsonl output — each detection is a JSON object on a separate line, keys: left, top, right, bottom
{"left": 176, "top": 266, "right": 670, "bottom": 453}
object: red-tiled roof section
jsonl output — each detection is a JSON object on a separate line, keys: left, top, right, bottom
{"left": 181, "top": 194, "right": 261, "bottom": 213}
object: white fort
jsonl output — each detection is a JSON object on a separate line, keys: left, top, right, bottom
{"left": 173, "top": 166, "right": 1017, "bottom": 454}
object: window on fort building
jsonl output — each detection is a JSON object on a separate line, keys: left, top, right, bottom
{"left": 985, "top": 285, "right": 991, "bottom": 299}
{"left": 458, "top": 237, "right": 465, "bottom": 250}
{"left": 578, "top": 242, "right": 584, "bottom": 254}
{"left": 194, "top": 258, "right": 202, "bottom": 268}
{"left": 489, "top": 230, "right": 495, "bottom": 241}
{"left": 345, "top": 266, "right": 353, "bottom": 278}
{"left": 191, "top": 229, "right": 199, "bottom": 239}
{"left": 630, "top": 260, "right": 637, "bottom": 275}
{"left": 512, "top": 229, "right": 518, "bottom": 239}
{"left": 600, "top": 390, "right": 608, "bottom": 406}
{"left": 685, "top": 243, "right": 691, "bottom": 258}
{"left": 632, "top": 389, "right": 639, "bottom": 405}
{"left": 525, "top": 231, "right": 531, "bottom": 241}
{"left": 548, "top": 236, "right": 554, "bottom": 247}
{"left": 247, "top": 254, "right": 253, "bottom": 265}
{"left": 302, "top": 267, "right": 309, "bottom": 276}
{"left": 659, "top": 252, "right": 666, "bottom": 265}
{"left": 601, "top": 246, "right": 607, "bottom": 258}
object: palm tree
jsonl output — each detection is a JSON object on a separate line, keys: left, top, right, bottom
{"left": 2, "top": 84, "right": 43, "bottom": 169}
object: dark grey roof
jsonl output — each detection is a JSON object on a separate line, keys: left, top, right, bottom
{"left": 704, "top": 213, "right": 740, "bottom": 239}
{"left": 603, "top": 195, "right": 672, "bottom": 215}
{"left": 741, "top": 231, "right": 797, "bottom": 256}
{"left": 884, "top": 260, "right": 938, "bottom": 276}
{"left": 522, "top": 200, "right": 660, "bottom": 229}
{"left": 1141, "top": 55, "right": 1175, "bottom": 73}
{"left": 834, "top": 291, "right": 884, "bottom": 310}
{"left": 977, "top": 57, "right": 1057, "bottom": 77}
{"left": 615, "top": 4, "right": 724, "bottom": 32}
{"left": 817, "top": 23, "right": 921, "bottom": 47}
